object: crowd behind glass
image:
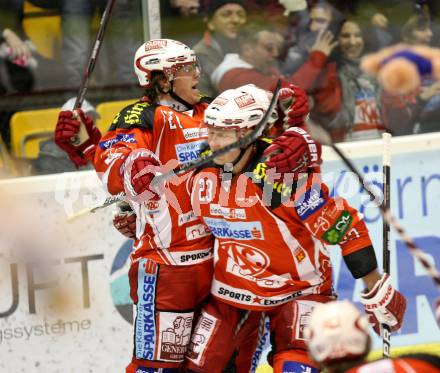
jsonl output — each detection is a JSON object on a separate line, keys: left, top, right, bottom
{"left": 0, "top": 0, "right": 439, "bottom": 177}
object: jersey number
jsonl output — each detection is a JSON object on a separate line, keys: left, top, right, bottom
{"left": 198, "top": 178, "right": 214, "bottom": 203}
{"left": 162, "top": 110, "right": 184, "bottom": 130}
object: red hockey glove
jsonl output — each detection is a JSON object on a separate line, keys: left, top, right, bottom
{"left": 54, "top": 109, "right": 101, "bottom": 168}
{"left": 125, "top": 150, "right": 163, "bottom": 201}
{"left": 263, "top": 126, "right": 322, "bottom": 174}
{"left": 360, "top": 273, "right": 407, "bottom": 335}
{"left": 113, "top": 203, "right": 136, "bottom": 240}
{"left": 278, "top": 83, "right": 309, "bottom": 128}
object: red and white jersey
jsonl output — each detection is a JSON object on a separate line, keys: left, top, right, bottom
{"left": 94, "top": 98, "right": 213, "bottom": 266}
{"left": 191, "top": 140, "right": 373, "bottom": 310}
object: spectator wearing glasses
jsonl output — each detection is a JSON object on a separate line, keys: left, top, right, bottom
{"left": 192, "top": 0, "right": 246, "bottom": 97}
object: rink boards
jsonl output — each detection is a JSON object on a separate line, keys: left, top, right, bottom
{"left": 0, "top": 132, "right": 439, "bottom": 372}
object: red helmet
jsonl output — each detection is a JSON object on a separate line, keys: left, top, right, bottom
{"left": 134, "top": 39, "right": 197, "bottom": 88}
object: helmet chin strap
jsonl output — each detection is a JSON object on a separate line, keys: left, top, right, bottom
{"left": 230, "top": 148, "right": 247, "bottom": 167}
{"left": 156, "top": 78, "right": 193, "bottom": 111}
{"left": 169, "top": 79, "right": 193, "bottom": 111}
{"left": 170, "top": 90, "right": 193, "bottom": 111}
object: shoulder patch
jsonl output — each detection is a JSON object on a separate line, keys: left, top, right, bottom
{"left": 109, "top": 101, "right": 156, "bottom": 131}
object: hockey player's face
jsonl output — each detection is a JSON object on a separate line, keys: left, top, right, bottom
{"left": 207, "top": 127, "right": 241, "bottom": 165}
{"left": 173, "top": 63, "right": 201, "bottom": 105}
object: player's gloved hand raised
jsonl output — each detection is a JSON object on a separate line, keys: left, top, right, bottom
{"left": 54, "top": 109, "right": 101, "bottom": 167}
{"left": 124, "top": 150, "right": 163, "bottom": 201}
{"left": 360, "top": 273, "right": 407, "bottom": 335}
{"left": 263, "top": 127, "right": 322, "bottom": 174}
{"left": 113, "top": 202, "right": 136, "bottom": 240}
{"left": 277, "top": 83, "right": 309, "bottom": 128}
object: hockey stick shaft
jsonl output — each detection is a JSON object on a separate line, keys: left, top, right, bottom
{"left": 329, "top": 142, "right": 440, "bottom": 289}
{"left": 382, "top": 132, "right": 391, "bottom": 357}
{"left": 74, "top": 0, "right": 116, "bottom": 110}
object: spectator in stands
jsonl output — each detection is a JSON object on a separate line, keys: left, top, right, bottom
{"left": 169, "top": 0, "right": 200, "bottom": 16}
{"left": 243, "top": 0, "right": 288, "bottom": 33}
{"left": 211, "top": 23, "right": 283, "bottom": 93}
{"left": 32, "top": 97, "right": 99, "bottom": 175}
{"left": 332, "top": 1, "right": 425, "bottom": 51}
{"left": 0, "top": 26, "right": 35, "bottom": 94}
{"left": 382, "top": 13, "right": 440, "bottom": 136}
{"left": 305, "top": 300, "right": 440, "bottom": 373}
{"left": 328, "top": 20, "right": 384, "bottom": 142}
{"left": 192, "top": 0, "right": 246, "bottom": 96}
{"left": 212, "top": 22, "right": 342, "bottom": 121}
{"left": 401, "top": 12, "right": 434, "bottom": 45}
{"left": 60, "top": 0, "right": 140, "bottom": 88}
{"left": 281, "top": 1, "right": 338, "bottom": 75}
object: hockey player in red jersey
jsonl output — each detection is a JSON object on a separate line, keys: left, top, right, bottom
{"left": 305, "top": 300, "right": 440, "bottom": 373}
{"left": 183, "top": 85, "right": 407, "bottom": 373}
{"left": 94, "top": 39, "right": 214, "bottom": 372}
{"left": 52, "top": 37, "right": 320, "bottom": 372}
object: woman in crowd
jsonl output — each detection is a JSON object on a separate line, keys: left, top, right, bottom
{"left": 329, "top": 19, "right": 385, "bottom": 142}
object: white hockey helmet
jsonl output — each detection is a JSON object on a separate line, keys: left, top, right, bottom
{"left": 134, "top": 39, "right": 197, "bottom": 88}
{"left": 304, "top": 300, "right": 370, "bottom": 366}
{"left": 204, "top": 84, "right": 277, "bottom": 130}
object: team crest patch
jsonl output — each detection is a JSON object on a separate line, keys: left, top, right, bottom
{"left": 157, "top": 311, "right": 193, "bottom": 362}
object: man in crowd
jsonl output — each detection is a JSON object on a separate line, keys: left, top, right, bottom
{"left": 193, "top": 0, "right": 247, "bottom": 96}
{"left": 211, "top": 21, "right": 341, "bottom": 120}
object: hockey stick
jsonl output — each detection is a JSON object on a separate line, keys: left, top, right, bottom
{"left": 71, "top": 0, "right": 117, "bottom": 146}
{"left": 381, "top": 133, "right": 391, "bottom": 357}
{"left": 66, "top": 192, "right": 126, "bottom": 222}
{"left": 74, "top": 0, "right": 116, "bottom": 110}
{"left": 66, "top": 80, "right": 282, "bottom": 221}
{"left": 307, "top": 121, "right": 440, "bottom": 291}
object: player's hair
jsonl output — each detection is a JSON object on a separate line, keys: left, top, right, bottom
{"left": 143, "top": 71, "right": 167, "bottom": 102}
